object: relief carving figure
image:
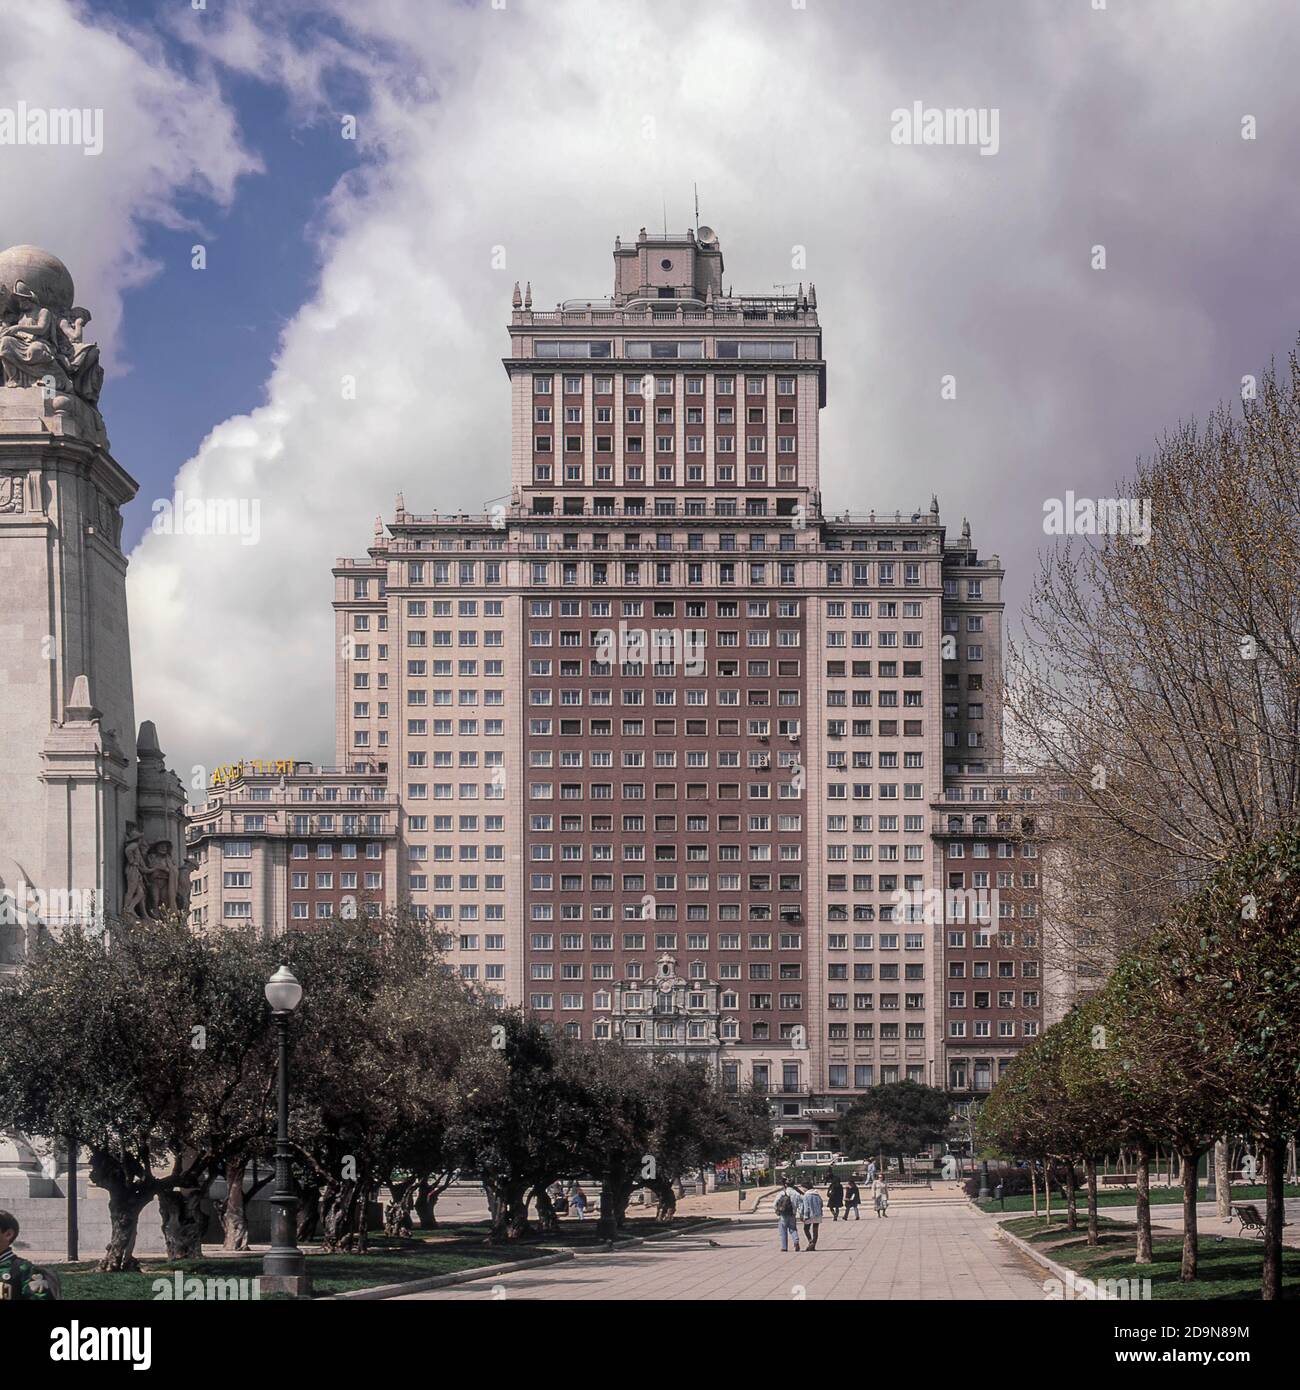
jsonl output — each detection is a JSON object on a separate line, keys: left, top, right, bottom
{"left": 59, "top": 307, "right": 103, "bottom": 405}
{"left": 0, "top": 473, "right": 22, "bottom": 514}
{"left": 0, "top": 282, "right": 67, "bottom": 391}
{"left": 175, "top": 853, "right": 199, "bottom": 915}
{"left": 0, "top": 249, "right": 104, "bottom": 409}
{"left": 122, "top": 827, "right": 149, "bottom": 919}
{"left": 145, "top": 840, "right": 179, "bottom": 917}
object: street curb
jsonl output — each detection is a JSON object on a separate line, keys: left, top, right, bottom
{"left": 321, "top": 1249, "right": 576, "bottom": 1300}
{"left": 993, "top": 1219, "right": 1125, "bottom": 1299}
{"left": 322, "top": 1218, "right": 729, "bottom": 1299}
{"left": 568, "top": 1216, "right": 728, "bottom": 1254}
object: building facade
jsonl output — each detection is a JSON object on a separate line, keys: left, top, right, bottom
{"left": 330, "top": 226, "right": 1031, "bottom": 1145}
{"left": 186, "top": 761, "right": 398, "bottom": 934}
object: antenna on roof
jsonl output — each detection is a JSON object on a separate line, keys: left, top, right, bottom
{"left": 662, "top": 197, "right": 667, "bottom": 237}
{"left": 694, "top": 182, "right": 700, "bottom": 233}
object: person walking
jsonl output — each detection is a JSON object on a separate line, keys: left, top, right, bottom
{"left": 844, "top": 1178, "right": 862, "bottom": 1220}
{"left": 570, "top": 1182, "right": 588, "bottom": 1220}
{"left": 873, "top": 1175, "right": 890, "bottom": 1218}
{"left": 774, "top": 1181, "right": 802, "bottom": 1252}
{"left": 799, "top": 1186, "right": 824, "bottom": 1250}
{"left": 826, "top": 1176, "right": 844, "bottom": 1221}
{"left": 866, "top": 1159, "right": 877, "bottom": 1184}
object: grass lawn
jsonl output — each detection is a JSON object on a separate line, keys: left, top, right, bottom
{"left": 1001, "top": 1213, "right": 1300, "bottom": 1300}
{"left": 50, "top": 1235, "right": 551, "bottom": 1301}
{"left": 977, "top": 1183, "right": 1300, "bottom": 1215}
{"left": 49, "top": 1213, "right": 721, "bottom": 1300}
{"left": 415, "top": 1214, "right": 719, "bottom": 1249}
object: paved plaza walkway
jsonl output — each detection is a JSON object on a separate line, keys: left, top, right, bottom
{"left": 402, "top": 1200, "right": 1047, "bottom": 1301}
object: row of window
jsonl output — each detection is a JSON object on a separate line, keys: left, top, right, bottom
{"left": 948, "top": 991, "right": 1041, "bottom": 1009}
{"left": 827, "top": 1066, "right": 925, "bottom": 1088}
{"left": 527, "top": 813, "right": 803, "bottom": 831}
{"left": 529, "top": 599, "right": 803, "bottom": 615}
{"left": 532, "top": 373, "right": 798, "bottom": 395}
{"left": 220, "top": 841, "right": 384, "bottom": 859}
{"left": 534, "top": 434, "right": 797, "bottom": 453}
{"left": 528, "top": 931, "right": 803, "bottom": 951}
{"left": 517, "top": 560, "right": 927, "bottom": 586}
{"left": 222, "top": 900, "right": 383, "bottom": 920}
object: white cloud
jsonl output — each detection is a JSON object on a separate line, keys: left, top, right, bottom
{"left": 0, "top": 0, "right": 259, "bottom": 370}
{"left": 17, "top": 0, "right": 1295, "bottom": 790}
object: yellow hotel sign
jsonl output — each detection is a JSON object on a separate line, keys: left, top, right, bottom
{"left": 210, "top": 759, "right": 296, "bottom": 786}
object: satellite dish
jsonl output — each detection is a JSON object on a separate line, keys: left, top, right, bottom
{"left": 697, "top": 225, "right": 717, "bottom": 247}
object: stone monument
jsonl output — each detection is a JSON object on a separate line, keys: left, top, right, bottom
{"left": 0, "top": 244, "right": 186, "bottom": 972}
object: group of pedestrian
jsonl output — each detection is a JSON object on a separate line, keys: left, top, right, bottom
{"left": 825, "top": 1175, "right": 863, "bottom": 1220}
{"left": 777, "top": 1170, "right": 890, "bottom": 1249}
{"left": 545, "top": 1182, "right": 589, "bottom": 1220}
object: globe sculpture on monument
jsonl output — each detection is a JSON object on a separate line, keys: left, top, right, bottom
{"left": 0, "top": 244, "right": 187, "bottom": 1067}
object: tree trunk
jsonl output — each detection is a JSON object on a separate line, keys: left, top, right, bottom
{"left": 1043, "top": 1158, "right": 1052, "bottom": 1221}
{"left": 319, "top": 1179, "right": 365, "bottom": 1252}
{"left": 648, "top": 1176, "right": 678, "bottom": 1222}
{"left": 594, "top": 1172, "right": 637, "bottom": 1238}
{"left": 383, "top": 1179, "right": 416, "bottom": 1238}
{"left": 1179, "top": 1145, "right": 1199, "bottom": 1281}
{"left": 1261, "top": 1134, "right": 1286, "bottom": 1302}
{"left": 1030, "top": 1165, "right": 1038, "bottom": 1218}
{"left": 597, "top": 1171, "right": 622, "bottom": 1240}
{"left": 1134, "top": 1142, "right": 1153, "bottom": 1265}
{"left": 532, "top": 1184, "right": 561, "bottom": 1234}
{"left": 296, "top": 1183, "right": 320, "bottom": 1244}
{"left": 486, "top": 1179, "right": 530, "bottom": 1242}
{"left": 1214, "top": 1138, "right": 1231, "bottom": 1220}
{"left": 218, "top": 1160, "right": 249, "bottom": 1251}
{"left": 99, "top": 1189, "right": 149, "bottom": 1272}
{"left": 158, "top": 1187, "right": 207, "bottom": 1261}
{"left": 1084, "top": 1158, "right": 1099, "bottom": 1247}
{"left": 506, "top": 1187, "right": 531, "bottom": 1240}
{"left": 1065, "top": 1161, "right": 1078, "bottom": 1233}
{"left": 413, "top": 1178, "right": 438, "bottom": 1230}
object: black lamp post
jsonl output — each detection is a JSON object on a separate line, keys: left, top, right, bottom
{"left": 978, "top": 1158, "right": 991, "bottom": 1200}
{"left": 261, "top": 965, "right": 310, "bottom": 1297}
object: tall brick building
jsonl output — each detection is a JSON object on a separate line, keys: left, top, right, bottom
{"left": 328, "top": 226, "right": 1043, "bottom": 1147}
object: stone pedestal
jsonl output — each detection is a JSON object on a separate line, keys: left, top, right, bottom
{"left": 0, "top": 1133, "right": 55, "bottom": 1199}
{"left": 0, "top": 387, "right": 137, "bottom": 932}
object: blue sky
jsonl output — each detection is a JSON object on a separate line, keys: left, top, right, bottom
{"left": 6, "top": 0, "right": 1300, "bottom": 784}
{"left": 84, "top": 1, "right": 368, "bottom": 550}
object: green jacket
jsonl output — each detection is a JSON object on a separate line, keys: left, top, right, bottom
{"left": 0, "top": 1248, "right": 55, "bottom": 1301}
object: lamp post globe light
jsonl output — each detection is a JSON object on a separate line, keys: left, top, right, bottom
{"left": 261, "top": 965, "right": 310, "bottom": 1297}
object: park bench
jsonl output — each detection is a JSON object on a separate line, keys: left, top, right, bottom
{"left": 1230, "top": 1203, "right": 1293, "bottom": 1237}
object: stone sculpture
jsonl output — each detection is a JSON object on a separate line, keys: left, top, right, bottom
{"left": 121, "top": 826, "right": 149, "bottom": 920}
{"left": 145, "top": 841, "right": 179, "bottom": 918}
{"left": 0, "top": 245, "right": 107, "bottom": 444}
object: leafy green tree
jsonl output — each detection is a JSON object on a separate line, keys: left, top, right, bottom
{"left": 282, "top": 913, "right": 489, "bottom": 1252}
{"left": 449, "top": 1012, "right": 582, "bottom": 1242}
{"left": 635, "top": 1062, "right": 773, "bottom": 1220}
{"left": 836, "top": 1081, "right": 951, "bottom": 1168}
{"left": 0, "top": 918, "right": 276, "bottom": 1269}
{"left": 1132, "top": 829, "right": 1300, "bottom": 1298}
